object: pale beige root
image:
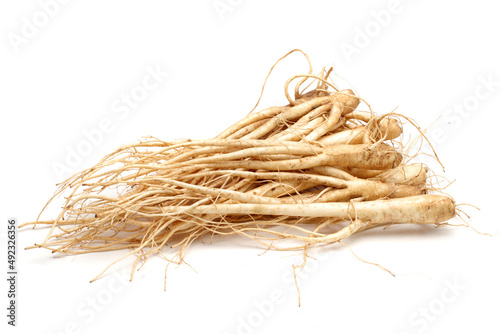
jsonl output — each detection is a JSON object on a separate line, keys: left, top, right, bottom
{"left": 26, "top": 193, "right": 454, "bottom": 265}
{"left": 368, "top": 117, "right": 402, "bottom": 143}
{"left": 307, "top": 166, "right": 355, "bottom": 180}
{"left": 230, "top": 60, "right": 332, "bottom": 139}
{"left": 165, "top": 138, "right": 319, "bottom": 163}
{"left": 319, "top": 126, "right": 366, "bottom": 145}
{"left": 22, "top": 48, "right": 458, "bottom": 286}
{"left": 183, "top": 170, "right": 347, "bottom": 190}
{"left": 241, "top": 89, "right": 359, "bottom": 140}
{"left": 319, "top": 116, "right": 402, "bottom": 145}
{"left": 152, "top": 178, "right": 284, "bottom": 204}
{"left": 247, "top": 175, "right": 345, "bottom": 202}
{"left": 298, "top": 89, "right": 360, "bottom": 142}
{"left": 169, "top": 143, "right": 402, "bottom": 172}
{"left": 279, "top": 178, "right": 424, "bottom": 204}
{"left": 179, "top": 170, "right": 347, "bottom": 197}
{"left": 216, "top": 106, "right": 288, "bottom": 139}
{"left": 177, "top": 170, "right": 322, "bottom": 199}
{"left": 227, "top": 119, "right": 269, "bottom": 139}
{"left": 292, "top": 89, "right": 330, "bottom": 105}
{"left": 320, "top": 143, "right": 402, "bottom": 170}
{"left": 246, "top": 180, "right": 318, "bottom": 198}
{"left": 338, "top": 164, "right": 427, "bottom": 186}
{"left": 332, "top": 89, "right": 360, "bottom": 114}
{"left": 229, "top": 91, "right": 330, "bottom": 140}
{"left": 140, "top": 143, "right": 401, "bottom": 177}
{"left": 337, "top": 167, "right": 387, "bottom": 179}
{"left": 241, "top": 96, "right": 334, "bottom": 139}
{"left": 345, "top": 111, "right": 372, "bottom": 123}
{"left": 157, "top": 195, "right": 455, "bottom": 226}
{"left": 203, "top": 169, "right": 422, "bottom": 204}
{"left": 373, "top": 164, "right": 427, "bottom": 187}
{"left": 268, "top": 103, "right": 331, "bottom": 141}
{"left": 166, "top": 144, "right": 323, "bottom": 167}
{"left": 111, "top": 139, "right": 320, "bottom": 177}
{"left": 303, "top": 102, "right": 344, "bottom": 141}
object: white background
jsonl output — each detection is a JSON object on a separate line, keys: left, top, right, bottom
{"left": 1, "top": 1, "right": 500, "bottom": 333}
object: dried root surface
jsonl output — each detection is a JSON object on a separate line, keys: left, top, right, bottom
{"left": 22, "top": 49, "right": 456, "bottom": 283}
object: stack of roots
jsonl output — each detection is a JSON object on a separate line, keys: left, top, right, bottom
{"left": 24, "top": 50, "right": 456, "bottom": 282}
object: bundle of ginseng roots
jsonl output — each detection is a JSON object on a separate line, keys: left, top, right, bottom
{"left": 24, "top": 52, "right": 457, "bottom": 284}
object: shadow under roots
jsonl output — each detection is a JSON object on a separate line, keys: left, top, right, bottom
{"left": 345, "top": 223, "right": 458, "bottom": 245}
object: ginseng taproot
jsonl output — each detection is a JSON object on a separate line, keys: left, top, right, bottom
{"left": 22, "top": 49, "right": 457, "bottom": 286}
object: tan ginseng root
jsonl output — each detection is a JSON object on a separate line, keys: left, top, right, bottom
{"left": 216, "top": 80, "right": 403, "bottom": 195}
{"left": 21, "top": 49, "right": 457, "bottom": 285}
